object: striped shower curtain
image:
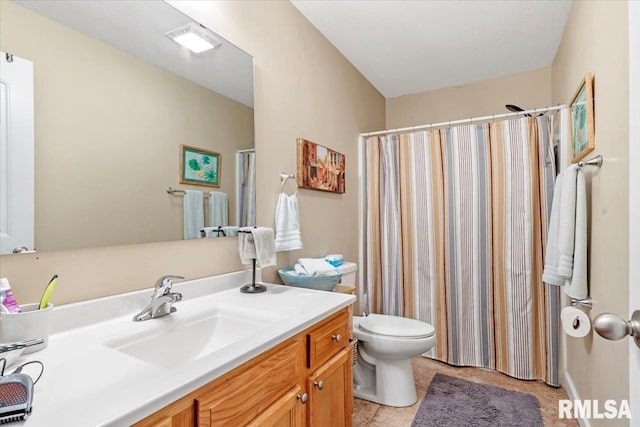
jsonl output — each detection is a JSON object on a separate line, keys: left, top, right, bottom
{"left": 361, "top": 116, "right": 560, "bottom": 386}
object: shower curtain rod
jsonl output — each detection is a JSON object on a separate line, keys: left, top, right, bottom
{"left": 359, "top": 104, "right": 567, "bottom": 138}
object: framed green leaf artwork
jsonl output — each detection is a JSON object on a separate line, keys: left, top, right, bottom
{"left": 569, "top": 72, "right": 595, "bottom": 163}
{"left": 180, "top": 145, "right": 221, "bottom": 188}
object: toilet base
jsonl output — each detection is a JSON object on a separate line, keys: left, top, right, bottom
{"left": 353, "top": 358, "right": 418, "bottom": 407}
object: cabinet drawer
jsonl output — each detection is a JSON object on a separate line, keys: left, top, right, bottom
{"left": 307, "top": 309, "right": 349, "bottom": 371}
{"left": 196, "top": 339, "right": 305, "bottom": 426}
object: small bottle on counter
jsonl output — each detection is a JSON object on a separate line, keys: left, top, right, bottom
{"left": 0, "top": 277, "right": 22, "bottom": 313}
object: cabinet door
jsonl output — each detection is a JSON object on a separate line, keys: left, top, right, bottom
{"left": 246, "top": 385, "right": 305, "bottom": 427}
{"left": 307, "top": 349, "right": 352, "bottom": 427}
{"left": 132, "top": 400, "right": 195, "bottom": 427}
{"left": 196, "top": 339, "right": 305, "bottom": 426}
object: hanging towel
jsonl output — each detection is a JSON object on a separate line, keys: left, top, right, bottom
{"left": 183, "top": 190, "right": 204, "bottom": 240}
{"left": 274, "top": 193, "right": 303, "bottom": 252}
{"left": 542, "top": 165, "right": 588, "bottom": 299}
{"left": 208, "top": 191, "right": 228, "bottom": 227}
{"left": 238, "top": 227, "right": 276, "bottom": 267}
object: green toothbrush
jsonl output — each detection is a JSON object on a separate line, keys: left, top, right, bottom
{"left": 39, "top": 274, "right": 58, "bottom": 309}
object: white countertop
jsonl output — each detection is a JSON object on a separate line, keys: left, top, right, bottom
{"left": 8, "top": 270, "right": 355, "bottom": 426}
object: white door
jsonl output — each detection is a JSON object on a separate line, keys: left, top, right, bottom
{"left": 629, "top": 2, "right": 640, "bottom": 425}
{"left": 0, "top": 52, "right": 34, "bottom": 255}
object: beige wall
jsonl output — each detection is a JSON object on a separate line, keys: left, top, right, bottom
{"left": 386, "top": 68, "right": 551, "bottom": 128}
{"left": 0, "top": 1, "right": 253, "bottom": 251}
{"left": 551, "top": 1, "right": 629, "bottom": 424}
{"left": 0, "top": 1, "right": 385, "bottom": 304}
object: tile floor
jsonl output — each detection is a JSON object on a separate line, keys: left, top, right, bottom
{"left": 353, "top": 357, "right": 577, "bottom": 427}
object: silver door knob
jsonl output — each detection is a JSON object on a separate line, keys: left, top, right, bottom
{"left": 332, "top": 334, "right": 342, "bottom": 343}
{"left": 296, "top": 393, "right": 308, "bottom": 404}
{"left": 593, "top": 310, "right": 640, "bottom": 348}
{"left": 313, "top": 380, "right": 324, "bottom": 390}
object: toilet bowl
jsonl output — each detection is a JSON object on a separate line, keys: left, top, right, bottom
{"left": 352, "top": 314, "right": 435, "bottom": 407}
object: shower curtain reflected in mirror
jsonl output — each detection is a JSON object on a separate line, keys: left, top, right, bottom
{"left": 361, "top": 114, "right": 560, "bottom": 386}
{"left": 237, "top": 150, "right": 256, "bottom": 227}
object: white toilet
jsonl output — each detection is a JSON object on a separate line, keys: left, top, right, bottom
{"left": 340, "top": 263, "right": 436, "bottom": 407}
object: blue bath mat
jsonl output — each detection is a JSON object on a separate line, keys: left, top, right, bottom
{"left": 411, "top": 373, "right": 543, "bottom": 427}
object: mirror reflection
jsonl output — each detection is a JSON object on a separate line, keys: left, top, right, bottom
{"left": 0, "top": 0, "right": 255, "bottom": 254}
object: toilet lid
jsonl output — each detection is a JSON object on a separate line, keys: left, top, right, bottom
{"left": 358, "top": 314, "right": 435, "bottom": 338}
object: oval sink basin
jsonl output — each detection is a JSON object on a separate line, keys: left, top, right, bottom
{"left": 104, "top": 304, "right": 287, "bottom": 368}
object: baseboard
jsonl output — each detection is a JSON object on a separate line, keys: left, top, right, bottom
{"left": 562, "top": 370, "right": 592, "bottom": 427}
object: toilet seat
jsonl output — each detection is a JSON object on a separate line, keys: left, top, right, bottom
{"left": 358, "top": 314, "right": 434, "bottom": 339}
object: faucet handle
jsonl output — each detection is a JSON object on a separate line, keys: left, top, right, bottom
{"left": 153, "top": 275, "right": 185, "bottom": 297}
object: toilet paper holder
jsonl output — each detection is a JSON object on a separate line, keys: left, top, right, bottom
{"left": 570, "top": 297, "right": 593, "bottom": 309}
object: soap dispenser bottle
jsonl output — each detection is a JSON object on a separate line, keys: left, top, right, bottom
{"left": 0, "top": 278, "right": 22, "bottom": 313}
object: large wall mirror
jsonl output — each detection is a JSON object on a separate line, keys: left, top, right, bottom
{"left": 0, "top": 0, "right": 255, "bottom": 254}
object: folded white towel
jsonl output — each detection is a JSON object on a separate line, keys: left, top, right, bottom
{"left": 542, "top": 165, "right": 588, "bottom": 298}
{"left": 274, "top": 193, "right": 303, "bottom": 252}
{"left": 208, "top": 191, "right": 228, "bottom": 227}
{"left": 297, "top": 258, "right": 337, "bottom": 276}
{"left": 293, "top": 264, "right": 307, "bottom": 275}
{"left": 238, "top": 227, "right": 276, "bottom": 267}
{"left": 183, "top": 190, "right": 204, "bottom": 240}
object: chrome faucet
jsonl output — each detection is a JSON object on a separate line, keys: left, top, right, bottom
{"left": 133, "top": 275, "right": 185, "bottom": 321}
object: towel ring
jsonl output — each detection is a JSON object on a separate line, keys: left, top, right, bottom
{"left": 280, "top": 173, "right": 297, "bottom": 196}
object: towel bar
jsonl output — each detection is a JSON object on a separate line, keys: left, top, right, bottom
{"left": 571, "top": 297, "right": 593, "bottom": 309}
{"left": 576, "top": 155, "right": 603, "bottom": 169}
{"left": 279, "top": 172, "right": 297, "bottom": 195}
{"left": 166, "top": 187, "right": 211, "bottom": 198}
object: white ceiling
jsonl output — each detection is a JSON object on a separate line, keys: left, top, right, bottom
{"left": 14, "top": 0, "right": 254, "bottom": 107}
{"left": 291, "top": 0, "right": 572, "bottom": 99}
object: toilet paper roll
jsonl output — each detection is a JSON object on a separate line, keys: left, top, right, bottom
{"left": 561, "top": 306, "right": 591, "bottom": 337}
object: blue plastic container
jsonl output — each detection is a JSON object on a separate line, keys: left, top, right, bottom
{"left": 324, "top": 254, "right": 344, "bottom": 267}
{"left": 278, "top": 268, "right": 343, "bottom": 292}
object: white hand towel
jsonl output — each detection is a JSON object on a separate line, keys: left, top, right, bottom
{"left": 238, "top": 227, "right": 276, "bottom": 267}
{"left": 542, "top": 165, "right": 588, "bottom": 298}
{"left": 208, "top": 191, "right": 228, "bottom": 227}
{"left": 297, "top": 258, "right": 337, "bottom": 276}
{"left": 565, "top": 171, "right": 587, "bottom": 299}
{"left": 183, "top": 190, "right": 204, "bottom": 240}
{"left": 557, "top": 166, "right": 578, "bottom": 277}
{"left": 274, "top": 193, "right": 303, "bottom": 252}
{"left": 542, "top": 172, "right": 565, "bottom": 285}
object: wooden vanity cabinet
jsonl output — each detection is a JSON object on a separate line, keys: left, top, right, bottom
{"left": 133, "top": 307, "right": 352, "bottom": 427}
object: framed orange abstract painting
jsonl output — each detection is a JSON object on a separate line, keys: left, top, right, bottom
{"left": 296, "top": 138, "right": 345, "bottom": 194}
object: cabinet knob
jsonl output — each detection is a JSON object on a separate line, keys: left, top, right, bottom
{"left": 332, "top": 334, "right": 342, "bottom": 343}
{"left": 296, "top": 393, "right": 308, "bottom": 404}
{"left": 313, "top": 380, "right": 324, "bottom": 390}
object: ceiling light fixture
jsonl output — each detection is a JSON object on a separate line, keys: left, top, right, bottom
{"left": 166, "top": 23, "right": 221, "bottom": 54}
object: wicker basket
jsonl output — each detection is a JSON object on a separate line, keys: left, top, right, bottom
{"left": 349, "top": 338, "right": 358, "bottom": 366}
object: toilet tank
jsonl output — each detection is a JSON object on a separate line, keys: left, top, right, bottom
{"left": 340, "top": 262, "right": 357, "bottom": 286}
